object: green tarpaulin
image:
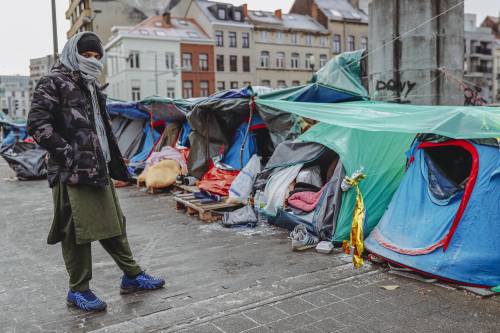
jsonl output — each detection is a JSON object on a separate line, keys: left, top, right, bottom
{"left": 256, "top": 99, "right": 500, "bottom": 242}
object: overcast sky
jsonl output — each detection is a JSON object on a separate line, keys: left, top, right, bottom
{"left": 0, "top": 0, "right": 497, "bottom": 76}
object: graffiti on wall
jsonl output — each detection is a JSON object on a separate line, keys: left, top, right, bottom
{"left": 375, "top": 79, "right": 417, "bottom": 99}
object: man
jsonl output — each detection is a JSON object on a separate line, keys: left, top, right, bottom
{"left": 28, "top": 32, "right": 165, "bottom": 312}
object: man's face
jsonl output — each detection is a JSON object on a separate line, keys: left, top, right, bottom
{"left": 80, "top": 51, "right": 101, "bottom": 60}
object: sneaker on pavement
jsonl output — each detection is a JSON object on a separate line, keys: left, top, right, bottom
{"left": 66, "top": 290, "right": 107, "bottom": 312}
{"left": 120, "top": 272, "right": 165, "bottom": 294}
{"left": 290, "top": 225, "right": 319, "bottom": 251}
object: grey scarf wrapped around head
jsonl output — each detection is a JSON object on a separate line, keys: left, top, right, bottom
{"left": 60, "top": 32, "right": 111, "bottom": 163}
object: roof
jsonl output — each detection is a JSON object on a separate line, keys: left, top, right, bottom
{"left": 248, "top": 10, "right": 329, "bottom": 33}
{"left": 196, "top": 0, "right": 252, "bottom": 27}
{"left": 315, "top": 0, "right": 368, "bottom": 23}
{"left": 117, "top": 15, "right": 212, "bottom": 43}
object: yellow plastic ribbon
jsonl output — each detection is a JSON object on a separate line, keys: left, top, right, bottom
{"left": 342, "top": 172, "right": 366, "bottom": 268}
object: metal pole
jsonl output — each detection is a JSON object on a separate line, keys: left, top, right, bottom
{"left": 51, "top": 0, "right": 59, "bottom": 59}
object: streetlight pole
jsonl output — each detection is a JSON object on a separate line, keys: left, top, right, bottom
{"left": 51, "top": 0, "right": 59, "bottom": 59}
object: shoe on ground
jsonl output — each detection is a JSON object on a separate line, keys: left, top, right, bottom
{"left": 66, "top": 290, "right": 107, "bottom": 312}
{"left": 120, "top": 271, "right": 165, "bottom": 294}
{"left": 290, "top": 225, "right": 319, "bottom": 251}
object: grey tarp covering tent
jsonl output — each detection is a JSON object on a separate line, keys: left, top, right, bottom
{"left": 254, "top": 140, "right": 344, "bottom": 240}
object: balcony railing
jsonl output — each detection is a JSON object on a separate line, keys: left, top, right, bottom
{"left": 474, "top": 47, "right": 492, "bottom": 55}
{"left": 471, "top": 66, "right": 493, "bottom": 73}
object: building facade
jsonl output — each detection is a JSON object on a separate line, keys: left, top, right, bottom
{"left": 465, "top": 14, "right": 495, "bottom": 104}
{"left": 66, "top": 0, "right": 147, "bottom": 43}
{"left": 248, "top": 9, "right": 330, "bottom": 89}
{"left": 481, "top": 14, "right": 500, "bottom": 103}
{"left": 105, "top": 13, "right": 215, "bottom": 101}
{"left": 29, "top": 55, "right": 55, "bottom": 103}
{"left": 289, "top": 0, "right": 369, "bottom": 58}
{"left": 0, "top": 76, "right": 30, "bottom": 120}
{"left": 172, "top": 0, "right": 255, "bottom": 91}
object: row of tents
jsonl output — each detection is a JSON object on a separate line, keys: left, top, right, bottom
{"left": 2, "top": 50, "right": 500, "bottom": 289}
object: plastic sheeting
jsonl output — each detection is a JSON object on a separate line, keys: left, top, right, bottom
{"left": 222, "top": 123, "right": 257, "bottom": 170}
{"left": 256, "top": 100, "right": 500, "bottom": 139}
{"left": 365, "top": 141, "right": 500, "bottom": 287}
{"left": 198, "top": 167, "right": 240, "bottom": 197}
{"left": 263, "top": 163, "right": 303, "bottom": 216}
{"left": 0, "top": 142, "right": 47, "bottom": 180}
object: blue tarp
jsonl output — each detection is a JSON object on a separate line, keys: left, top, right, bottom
{"left": 129, "top": 124, "right": 161, "bottom": 164}
{"left": 107, "top": 101, "right": 149, "bottom": 120}
{"left": 178, "top": 121, "right": 192, "bottom": 147}
{"left": 365, "top": 140, "right": 500, "bottom": 287}
{"left": 222, "top": 122, "right": 257, "bottom": 170}
{"left": 209, "top": 87, "right": 253, "bottom": 99}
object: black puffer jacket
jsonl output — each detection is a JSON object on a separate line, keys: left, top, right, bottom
{"left": 28, "top": 62, "right": 130, "bottom": 188}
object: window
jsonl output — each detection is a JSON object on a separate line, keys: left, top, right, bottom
{"left": 233, "top": 10, "right": 242, "bottom": 21}
{"left": 333, "top": 34, "right": 341, "bottom": 53}
{"left": 215, "top": 31, "right": 224, "bottom": 47}
{"left": 165, "top": 52, "right": 175, "bottom": 70}
{"left": 242, "top": 56, "right": 250, "bottom": 72}
{"left": 260, "top": 51, "right": 270, "bottom": 68}
{"left": 200, "top": 81, "right": 209, "bottom": 97}
{"left": 199, "top": 53, "right": 208, "bottom": 71}
{"left": 347, "top": 35, "right": 355, "bottom": 51}
{"left": 129, "top": 51, "right": 140, "bottom": 68}
{"left": 291, "top": 33, "right": 298, "bottom": 45}
{"left": 218, "top": 8, "right": 226, "bottom": 20}
{"left": 361, "top": 37, "right": 368, "bottom": 50}
{"left": 319, "top": 54, "right": 327, "bottom": 68}
{"left": 131, "top": 86, "right": 141, "bottom": 101}
{"left": 229, "top": 32, "right": 237, "bottom": 47}
{"left": 242, "top": 32, "right": 250, "bottom": 48}
{"left": 276, "top": 31, "right": 283, "bottom": 43}
{"left": 291, "top": 53, "right": 299, "bottom": 69}
{"left": 166, "top": 80, "right": 176, "bottom": 98}
{"left": 305, "top": 53, "right": 313, "bottom": 69}
{"left": 276, "top": 52, "right": 285, "bottom": 68}
{"left": 292, "top": 80, "right": 300, "bottom": 86}
{"left": 230, "top": 81, "right": 238, "bottom": 89}
{"left": 320, "top": 35, "right": 327, "bottom": 47}
{"left": 183, "top": 81, "right": 193, "bottom": 98}
{"left": 182, "top": 53, "right": 192, "bottom": 71}
{"left": 305, "top": 34, "right": 312, "bottom": 46}
{"left": 229, "top": 55, "right": 237, "bottom": 72}
{"left": 277, "top": 80, "right": 287, "bottom": 89}
{"left": 216, "top": 54, "right": 224, "bottom": 71}
{"left": 261, "top": 30, "right": 268, "bottom": 42}
{"left": 261, "top": 80, "right": 271, "bottom": 87}
{"left": 217, "top": 81, "right": 225, "bottom": 91}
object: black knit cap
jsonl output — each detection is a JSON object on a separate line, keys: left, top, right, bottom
{"left": 77, "top": 34, "right": 103, "bottom": 57}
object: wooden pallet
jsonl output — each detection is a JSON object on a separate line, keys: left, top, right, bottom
{"left": 173, "top": 193, "right": 241, "bottom": 223}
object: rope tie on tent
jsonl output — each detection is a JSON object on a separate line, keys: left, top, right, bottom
{"left": 341, "top": 170, "right": 367, "bottom": 269}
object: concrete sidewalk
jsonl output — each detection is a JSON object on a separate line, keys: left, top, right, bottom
{"left": 1, "top": 162, "right": 499, "bottom": 333}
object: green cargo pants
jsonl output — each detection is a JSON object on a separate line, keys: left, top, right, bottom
{"left": 60, "top": 217, "right": 142, "bottom": 292}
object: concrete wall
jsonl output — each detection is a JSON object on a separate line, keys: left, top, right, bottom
{"left": 369, "top": 0, "right": 464, "bottom": 105}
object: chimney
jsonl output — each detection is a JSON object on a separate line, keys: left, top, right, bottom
{"left": 349, "top": 0, "right": 360, "bottom": 9}
{"left": 242, "top": 4, "right": 248, "bottom": 18}
{"left": 275, "top": 9, "right": 282, "bottom": 19}
{"left": 162, "top": 11, "right": 171, "bottom": 25}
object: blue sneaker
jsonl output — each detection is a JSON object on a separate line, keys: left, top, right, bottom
{"left": 120, "top": 272, "right": 165, "bottom": 294}
{"left": 66, "top": 290, "right": 107, "bottom": 312}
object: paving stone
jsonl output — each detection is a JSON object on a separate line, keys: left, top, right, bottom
{"left": 212, "top": 314, "right": 259, "bottom": 333}
{"left": 241, "top": 325, "right": 272, "bottom": 333}
{"left": 313, "top": 317, "right": 345, "bottom": 332}
{"left": 326, "top": 284, "right": 366, "bottom": 300}
{"left": 291, "top": 324, "right": 320, "bottom": 333}
{"left": 265, "top": 313, "right": 316, "bottom": 332}
{"left": 244, "top": 305, "right": 288, "bottom": 324}
{"left": 177, "top": 323, "right": 224, "bottom": 333}
{"left": 300, "top": 291, "right": 342, "bottom": 307}
{"left": 273, "top": 297, "right": 318, "bottom": 316}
